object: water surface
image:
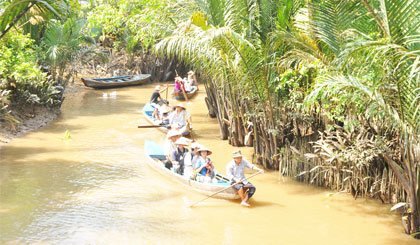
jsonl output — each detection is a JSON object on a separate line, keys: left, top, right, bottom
{"left": 0, "top": 84, "right": 416, "bottom": 244}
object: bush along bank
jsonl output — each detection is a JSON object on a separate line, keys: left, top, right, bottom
{"left": 0, "top": 31, "right": 64, "bottom": 138}
{"left": 155, "top": 0, "right": 420, "bottom": 236}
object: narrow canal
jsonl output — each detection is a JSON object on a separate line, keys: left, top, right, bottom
{"left": 0, "top": 84, "right": 416, "bottom": 244}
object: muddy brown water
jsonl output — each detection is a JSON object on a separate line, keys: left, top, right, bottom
{"left": 0, "top": 84, "right": 417, "bottom": 244}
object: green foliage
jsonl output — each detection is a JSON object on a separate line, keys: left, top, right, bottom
{"left": 40, "top": 18, "right": 97, "bottom": 83}
{"left": 0, "top": 0, "right": 80, "bottom": 40}
{"left": 275, "top": 63, "right": 317, "bottom": 107}
{"left": 0, "top": 30, "right": 62, "bottom": 106}
{"left": 86, "top": 0, "right": 193, "bottom": 51}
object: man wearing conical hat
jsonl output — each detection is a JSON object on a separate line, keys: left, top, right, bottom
{"left": 150, "top": 84, "right": 169, "bottom": 121}
{"left": 150, "top": 85, "right": 168, "bottom": 106}
{"left": 168, "top": 103, "right": 192, "bottom": 136}
{"left": 226, "top": 149, "right": 264, "bottom": 207}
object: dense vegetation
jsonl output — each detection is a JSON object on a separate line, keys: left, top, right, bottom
{"left": 0, "top": 0, "right": 419, "bottom": 237}
{"left": 155, "top": 0, "right": 420, "bottom": 236}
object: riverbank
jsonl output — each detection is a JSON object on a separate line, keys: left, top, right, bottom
{"left": 0, "top": 104, "right": 60, "bottom": 144}
{"left": 0, "top": 82, "right": 86, "bottom": 145}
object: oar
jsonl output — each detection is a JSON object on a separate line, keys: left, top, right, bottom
{"left": 189, "top": 171, "right": 263, "bottom": 208}
{"left": 138, "top": 124, "right": 171, "bottom": 129}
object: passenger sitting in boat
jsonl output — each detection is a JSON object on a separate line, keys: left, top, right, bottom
{"left": 169, "top": 103, "right": 192, "bottom": 136}
{"left": 184, "top": 142, "right": 201, "bottom": 180}
{"left": 164, "top": 130, "right": 182, "bottom": 169}
{"left": 184, "top": 77, "right": 193, "bottom": 92}
{"left": 195, "top": 146, "right": 216, "bottom": 183}
{"left": 171, "top": 137, "right": 190, "bottom": 175}
{"left": 187, "top": 70, "right": 197, "bottom": 88}
{"left": 159, "top": 102, "right": 172, "bottom": 124}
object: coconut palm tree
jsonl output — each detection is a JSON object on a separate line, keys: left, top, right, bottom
{"left": 298, "top": 0, "right": 420, "bottom": 235}
{"left": 41, "top": 18, "right": 98, "bottom": 85}
{"left": 155, "top": 0, "right": 286, "bottom": 167}
{"left": 0, "top": 0, "right": 79, "bottom": 40}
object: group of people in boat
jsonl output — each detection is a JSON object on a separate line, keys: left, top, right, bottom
{"left": 150, "top": 85, "right": 192, "bottom": 136}
{"left": 162, "top": 129, "right": 263, "bottom": 207}
{"left": 175, "top": 70, "right": 197, "bottom": 94}
{"left": 148, "top": 70, "right": 263, "bottom": 207}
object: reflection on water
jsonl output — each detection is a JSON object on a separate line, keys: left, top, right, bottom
{"left": 0, "top": 84, "right": 416, "bottom": 244}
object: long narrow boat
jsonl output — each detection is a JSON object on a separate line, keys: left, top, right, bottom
{"left": 144, "top": 140, "right": 239, "bottom": 199}
{"left": 142, "top": 103, "right": 170, "bottom": 133}
{"left": 173, "top": 86, "right": 198, "bottom": 100}
{"left": 142, "top": 103, "right": 193, "bottom": 137}
{"left": 81, "top": 74, "right": 151, "bottom": 89}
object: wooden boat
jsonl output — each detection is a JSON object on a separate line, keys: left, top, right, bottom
{"left": 173, "top": 86, "right": 198, "bottom": 100}
{"left": 81, "top": 74, "right": 151, "bottom": 89}
{"left": 144, "top": 140, "right": 239, "bottom": 199}
{"left": 142, "top": 103, "right": 170, "bottom": 133}
{"left": 142, "top": 103, "right": 193, "bottom": 137}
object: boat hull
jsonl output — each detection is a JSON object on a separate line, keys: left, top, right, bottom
{"left": 144, "top": 140, "right": 239, "bottom": 200}
{"left": 173, "top": 86, "right": 198, "bottom": 100}
{"left": 142, "top": 103, "right": 170, "bottom": 133}
{"left": 81, "top": 74, "right": 151, "bottom": 89}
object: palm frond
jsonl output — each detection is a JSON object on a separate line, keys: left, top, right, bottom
{"left": 194, "top": 0, "right": 224, "bottom": 26}
{"left": 0, "top": 0, "right": 77, "bottom": 39}
{"left": 381, "top": 0, "right": 420, "bottom": 44}
{"left": 305, "top": 74, "right": 420, "bottom": 140}
{"left": 312, "top": 0, "right": 364, "bottom": 57}
{"left": 223, "top": 0, "right": 255, "bottom": 33}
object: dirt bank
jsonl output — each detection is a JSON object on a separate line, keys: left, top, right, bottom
{"left": 0, "top": 104, "right": 60, "bottom": 144}
{"left": 0, "top": 82, "right": 85, "bottom": 146}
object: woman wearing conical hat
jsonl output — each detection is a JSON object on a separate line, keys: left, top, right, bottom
{"left": 168, "top": 103, "right": 192, "bottom": 136}
{"left": 195, "top": 146, "right": 216, "bottom": 183}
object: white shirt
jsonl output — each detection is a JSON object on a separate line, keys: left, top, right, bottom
{"left": 169, "top": 110, "right": 190, "bottom": 127}
{"left": 226, "top": 159, "right": 256, "bottom": 183}
{"left": 163, "top": 139, "right": 176, "bottom": 156}
{"left": 184, "top": 151, "right": 199, "bottom": 168}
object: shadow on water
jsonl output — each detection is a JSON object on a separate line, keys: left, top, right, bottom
{"left": 250, "top": 199, "right": 285, "bottom": 208}
{"left": 0, "top": 146, "right": 64, "bottom": 162}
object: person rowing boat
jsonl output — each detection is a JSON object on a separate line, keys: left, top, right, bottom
{"left": 226, "top": 149, "right": 264, "bottom": 207}
{"left": 150, "top": 85, "right": 169, "bottom": 121}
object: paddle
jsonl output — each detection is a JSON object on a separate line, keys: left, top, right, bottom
{"left": 181, "top": 87, "right": 189, "bottom": 102}
{"left": 138, "top": 124, "right": 171, "bottom": 129}
{"left": 188, "top": 171, "right": 263, "bottom": 208}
